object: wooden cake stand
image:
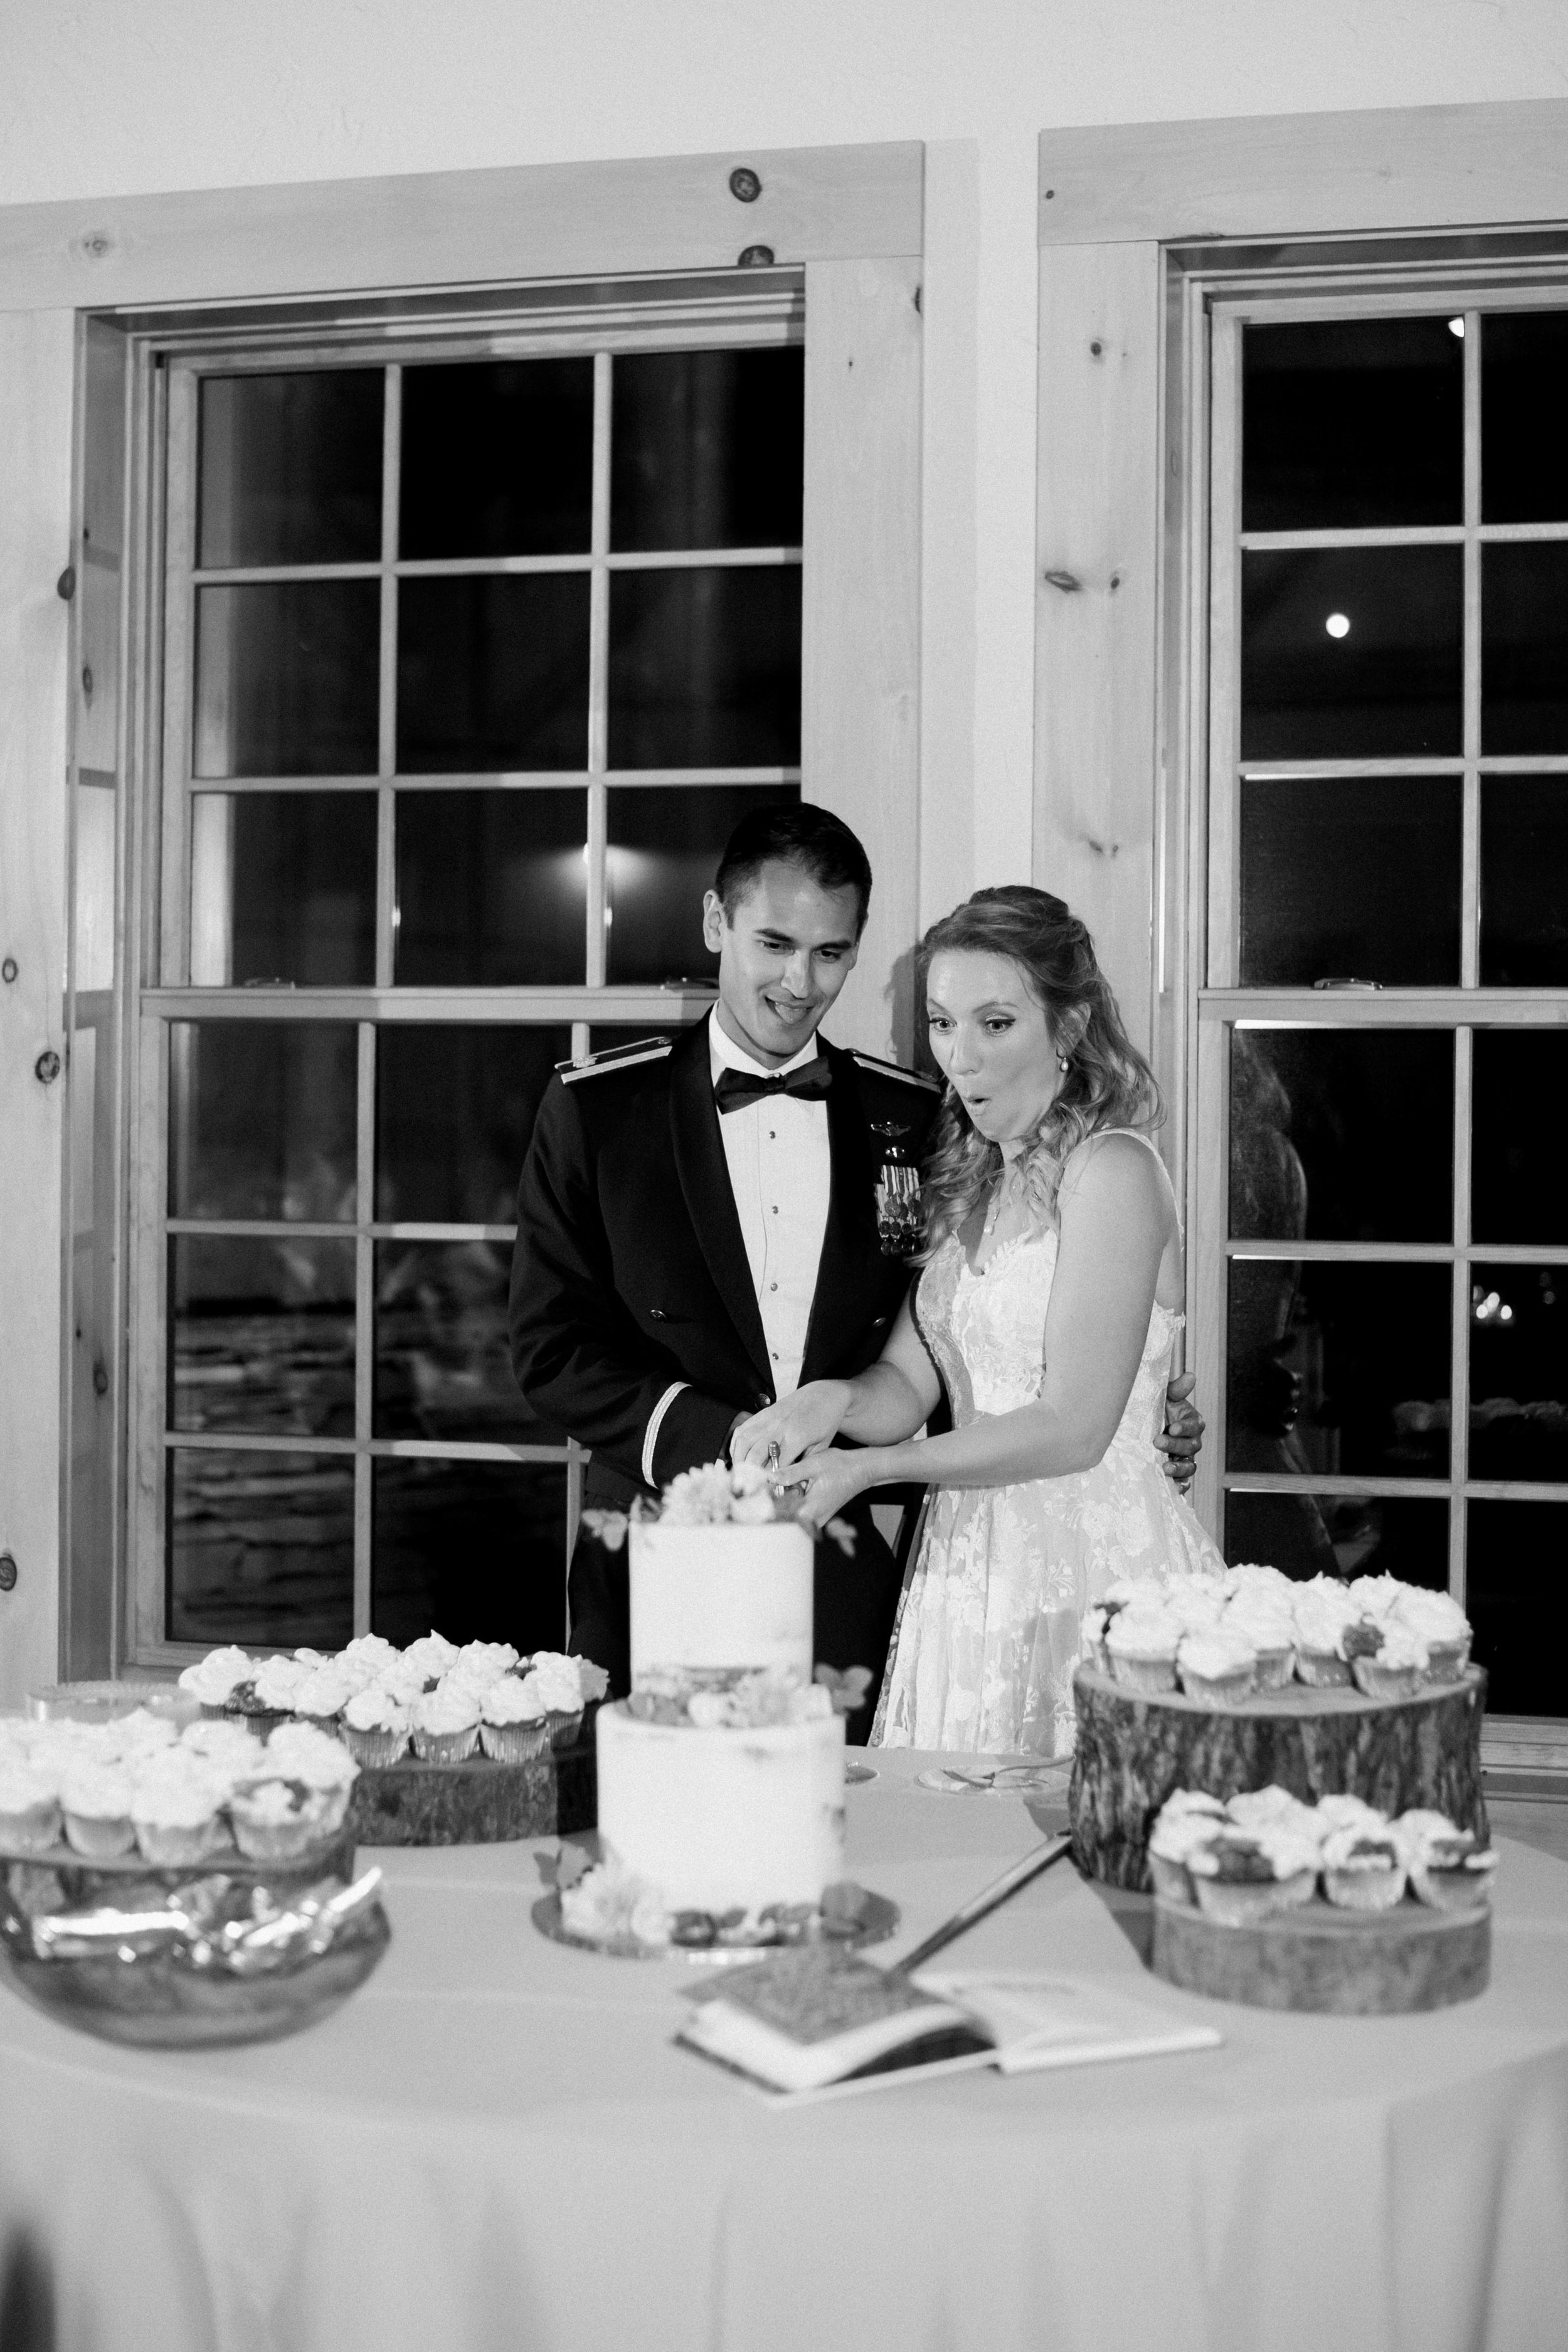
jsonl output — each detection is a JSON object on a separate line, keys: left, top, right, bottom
{"left": 1069, "top": 1663, "right": 1488, "bottom": 1890}
{"left": 346, "top": 1728, "right": 597, "bottom": 1846}
{"left": 1149, "top": 1888, "right": 1490, "bottom": 2014}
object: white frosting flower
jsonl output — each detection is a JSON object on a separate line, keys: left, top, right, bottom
{"left": 260, "top": 1722, "right": 359, "bottom": 1790}
{"left": 1348, "top": 1574, "right": 1406, "bottom": 1620}
{"left": 179, "top": 1719, "right": 263, "bottom": 1774}
{"left": 457, "top": 1641, "right": 520, "bottom": 1681}
{"left": 110, "top": 1709, "right": 179, "bottom": 1759}
{"left": 251, "top": 1655, "right": 312, "bottom": 1710}
{"left": 344, "top": 1686, "right": 412, "bottom": 1735}
{"left": 413, "top": 1685, "right": 482, "bottom": 1737}
{"left": 1227, "top": 1786, "right": 1317, "bottom": 1838}
{"left": 1179, "top": 1629, "right": 1256, "bottom": 1683}
{"left": 1106, "top": 1604, "right": 1184, "bottom": 1658}
{"left": 176, "top": 1647, "right": 255, "bottom": 1705}
{"left": 1390, "top": 1586, "right": 1470, "bottom": 1643}
{"left": 60, "top": 1761, "right": 135, "bottom": 1820}
{"left": 401, "top": 1632, "right": 460, "bottom": 1680}
{"left": 1369, "top": 1623, "right": 1429, "bottom": 1673}
{"left": 525, "top": 1654, "right": 587, "bottom": 1715}
{"left": 479, "top": 1677, "right": 547, "bottom": 1727}
{"left": 129, "top": 1756, "right": 226, "bottom": 1831}
{"left": 292, "top": 1666, "right": 354, "bottom": 1720}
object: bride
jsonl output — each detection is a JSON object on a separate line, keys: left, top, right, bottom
{"left": 733, "top": 884, "right": 1224, "bottom": 1759}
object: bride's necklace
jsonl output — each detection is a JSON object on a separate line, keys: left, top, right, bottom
{"left": 982, "top": 1151, "right": 1030, "bottom": 1242}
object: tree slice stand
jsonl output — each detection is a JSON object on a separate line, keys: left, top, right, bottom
{"left": 1070, "top": 1664, "right": 1488, "bottom": 1891}
{"left": 346, "top": 1732, "right": 596, "bottom": 1846}
{"left": 1150, "top": 1893, "right": 1490, "bottom": 2014}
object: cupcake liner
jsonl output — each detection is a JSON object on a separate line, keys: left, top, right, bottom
{"left": 63, "top": 1811, "right": 137, "bottom": 1860}
{"left": 411, "top": 1725, "right": 479, "bottom": 1765}
{"left": 546, "top": 1708, "right": 585, "bottom": 1754}
{"left": 1295, "top": 1649, "right": 1353, "bottom": 1688}
{"left": 1323, "top": 1865, "right": 1407, "bottom": 1911}
{"left": 288, "top": 1712, "right": 346, "bottom": 1743}
{"left": 479, "top": 1719, "right": 551, "bottom": 1764}
{"left": 341, "top": 1724, "right": 410, "bottom": 1769}
{"left": 134, "top": 1818, "right": 230, "bottom": 1867}
{"left": 0, "top": 1801, "right": 63, "bottom": 1855}
{"left": 1424, "top": 1638, "right": 1471, "bottom": 1683}
{"left": 1251, "top": 1647, "right": 1296, "bottom": 1692}
{"left": 1350, "top": 1659, "right": 1423, "bottom": 1700}
{"left": 1410, "top": 1863, "right": 1491, "bottom": 1913}
{"left": 1194, "top": 1875, "right": 1290, "bottom": 1926}
{"left": 1148, "top": 1854, "right": 1196, "bottom": 1905}
{"left": 1108, "top": 1655, "right": 1178, "bottom": 1695}
{"left": 1179, "top": 1666, "right": 1256, "bottom": 1707}
{"left": 230, "top": 1810, "right": 323, "bottom": 1863}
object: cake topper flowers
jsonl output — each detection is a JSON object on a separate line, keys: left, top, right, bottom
{"left": 582, "top": 1458, "right": 857, "bottom": 1554}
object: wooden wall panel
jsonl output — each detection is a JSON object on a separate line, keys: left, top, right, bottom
{"left": 801, "top": 255, "right": 923, "bottom": 1061}
{"left": 0, "top": 143, "right": 923, "bottom": 315}
{"left": 1039, "top": 98, "right": 1568, "bottom": 245}
{"left": 0, "top": 309, "right": 76, "bottom": 1707}
{"left": 1034, "top": 239, "right": 1161, "bottom": 1058}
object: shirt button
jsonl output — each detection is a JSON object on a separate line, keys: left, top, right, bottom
{"left": 770, "top": 1281, "right": 778, "bottom": 1291}
{"left": 771, "top": 1350, "right": 779, "bottom": 1360}
{"left": 771, "top": 1205, "right": 779, "bottom": 1214}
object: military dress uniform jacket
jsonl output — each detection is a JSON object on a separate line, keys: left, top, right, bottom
{"left": 507, "top": 1018, "right": 941, "bottom": 1708}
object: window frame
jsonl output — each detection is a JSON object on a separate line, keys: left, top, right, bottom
{"left": 29, "top": 143, "right": 924, "bottom": 1686}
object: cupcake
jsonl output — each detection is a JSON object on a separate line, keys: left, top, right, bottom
{"left": 1177, "top": 1628, "right": 1257, "bottom": 1707}
{"left": 455, "top": 1640, "right": 520, "bottom": 1683}
{"left": 1350, "top": 1623, "right": 1428, "bottom": 1700}
{"left": 252, "top": 1723, "right": 358, "bottom": 1836}
{"left": 1147, "top": 1800, "right": 1227, "bottom": 1905}
{"left": 0, "top": 1761, "right": 63, "bottom": 1855}
{"left": 179, "top": 1717, "right": 267, "bottom": 1776}
{"left": 338, "top": 1634, "right": 402, "bottom": 1692}
{"left": 1390, "top": 1587, "right": 1473, "bottom": 1682}
{"left": 477, "top": 1675, "right": 551, "bottom": 1763}
{"left": 104, "top": 1708, "right": 180, "bottom": 1766}
{"left": 341, "top": 1685, "right": 413, "bottom": 1767}
{"left": 1347, "top": 1574, "right": 1406, "bottom": 1623}
{"left": 1104, "top": 1603, "right": 1183, "bottom": 1695}
{"left": 228, "top": 1775, "right": 336, "bottom": 1863}
{"left": 129, "top": 1756, "right": 230, "bottom": 1866}
{"left": 290, "top": 1663, "right": 354, "bottom": 1737}
{"left": 1290, "top": 1581, "right": 1357, "bottom": 1687}
{"left": 1396, "top": 1810, "right": 1495, "bottom": 1911}
{"left": 249, "top": 1653, "right": 314, "bottom": 1718}
{"left": 1223, "top": 1597, "right": 1295, "bottom": 1690}
{"left": 1322, "top": 1823, "right": 1407, "bottom": 1910}
{"left": 401, "top": 1631, "right": 460, "bottom": 1684}
{"left": 411, "top": 1684, "right": 482, "bottom": 1764}
{"left": 1190, "top": 1827, "right": 1319, "bottom": 1924}
{"left": 176, "top": 1645, "right": 256, "bottom": 1715}
{"left": 1227, "top": 1785, "right": 1318, "bottom": 1841}
{"left": 373, "top": 1656, "right": 432, "bottom": 1708}
{"left": 58, "top": 1762, "right": 137, "bottom": 1859}
{"left": 522, "top": 1652, "right": 606, "bottom": 1749}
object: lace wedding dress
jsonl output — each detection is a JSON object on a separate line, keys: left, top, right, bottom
{"left": 872, "top": 1137, "right": 1225, "bottom": 1759}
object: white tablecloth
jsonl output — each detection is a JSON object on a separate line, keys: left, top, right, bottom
{"left": 2, "top": 1750, "right": 1566, "bottom": 2352}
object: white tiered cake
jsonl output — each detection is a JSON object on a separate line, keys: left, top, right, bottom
{"left": 568, "top": 1466, "right": 849, "bottom": 1946}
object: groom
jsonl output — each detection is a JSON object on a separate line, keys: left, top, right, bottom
{"left": 509, "top": 803, "right": 1199, "bottom": 1732}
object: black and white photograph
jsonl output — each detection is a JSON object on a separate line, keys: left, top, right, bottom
{"left": 1, "top": 4, "right": 1566, "bottom": 2346}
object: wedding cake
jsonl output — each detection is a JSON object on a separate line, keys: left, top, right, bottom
{"left": 566, "top": 1463, "right": 856, "bottom": 1948}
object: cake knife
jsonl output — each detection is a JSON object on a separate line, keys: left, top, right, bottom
{"left": 890, "top": 1833, "right": 1075, "bottom": 1977}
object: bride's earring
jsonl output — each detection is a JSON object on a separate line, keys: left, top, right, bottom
{"left": 1056, "top": 1051, "right": 1070, "bottom": 1074}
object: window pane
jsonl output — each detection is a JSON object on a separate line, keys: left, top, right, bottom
{"left": 606, "top": 783, "right": 799, "bottom": 983}
{"left": 170, "top": 1236, "right": 356, "bottom": 1439}
{"left": 1473, "top": 1032, "right": 1568, "bottom": 1244}
{"left": 170, "top": 1021, "right": 358, "bottom": 1221}
{"left": 1226, "top": 1260, "right": 1452, "bottom": 1479}
{"left": 1240, "top": 547, "right": 1463, "bottom": 761}
{"left": 1481, "top": 543, "right": 1568, "bottom": 755}
{"left": 400, "top": 359, "right": 593, "bottom": 558}
{"left": 1480, "top": 778, "right": 1568, "bottom": 985}
{"left": 375, "top": 1239, "right": 551, "bottom": 1442}
{"left": 1242, "top": 317, "right": 1463, "bottom": 532}
{"left": 396, "top": 575, "right": 590, "bottom": 773}
{"left": 194, "top": 581, "right": 380, "bottom": 778}
{"left": 1470, "top": 1264, "right": 1568, "bottom": 1483}
{"left": 198, "top": 369, "right": 384, "bottom": 569}
{"left": 1466, "top": 1500, "right": 1568, "bottom": 1716}
{"left": 168, "top": 1448, "right": 354, "bottom": 1650}
{"left": 1225, "top": 1491, "right": 1448, "bottom": 1588}
{"left": 1239, "top": 776, "right": 1461, "bottom": 986}
{"left": 190, "top": 792, "right": 376, "bottom": 986}
{"left": 1481, "top": 311, "right": 1568, "bottom": 525}
{"left": 611, "top": 348, "right": 805, "bottom": 552}
{"left": 372, "top": 1458, "right": 568, "bottom": 1653}
{"left": 395, "top": 789, "right": 586, "bottom": 985}
{"left": 1229, "top": 1029, "right": 1453, "bottom": 1244}
{"left": 376, "top": 1025, "right": 569, "bottom": 1223}
{"left": 607, "top": 566, "right": 802, "bottom": 768}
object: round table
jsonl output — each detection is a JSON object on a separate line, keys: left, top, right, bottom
{"left": 1, "top": 1748, "right": 1565, "bottom": 2352}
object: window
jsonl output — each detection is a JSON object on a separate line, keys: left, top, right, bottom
{"left": 132, "top": 287, "right": 811, "bottom": 1664}
{"left": 1195, "top": 290, "right": 1568, "bottom": 1742}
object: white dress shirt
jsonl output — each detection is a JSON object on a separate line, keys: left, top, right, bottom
{"left": 639, "top": 1010, "right": 833, "bottom": 1484}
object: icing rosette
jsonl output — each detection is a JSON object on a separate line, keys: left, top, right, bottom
{"left": 1104, "top": 1601, "right": 1184, "bottom": 1694}
{"left": 400, "top": 1631, "right": 460, "bottom": 1682}
{"left": 176, "top": 1645, "right": 255, "bottom": 1710}
{"left": 1177, "top": 1627, "right": 1256, "bottom": 1705}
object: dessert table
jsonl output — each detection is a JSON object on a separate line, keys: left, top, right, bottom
{"left": 1, "top": 1749, "right": 1566, "bottom": 2352}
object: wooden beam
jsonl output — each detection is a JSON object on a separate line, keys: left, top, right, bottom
{"left": 1039, "top": 98, "right": 1568, "bottom": 247}
{"left": 801, "top": 255, "right": 923, "bottom": 1061}
{"left": 1034, "top": 240, "right": 1161, "bottom": 1057}
{"left": 0, "top": 142, "right": 923, "bottom": 315}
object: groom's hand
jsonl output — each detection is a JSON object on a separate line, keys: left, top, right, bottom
{"left": 1156, "top": 1372, "right": 1204, "bottom": 1491}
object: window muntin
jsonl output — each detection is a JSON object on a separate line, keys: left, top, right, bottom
{"left": 140, "top": 302, "right": 805, "bottom": 1663}
{"left": 1204, "top": 297, "right": 1568, "bottom": 1724}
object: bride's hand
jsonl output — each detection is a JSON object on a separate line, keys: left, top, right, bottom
{"left": 787, "top": 1445, "right": 876, "bottom": 1531}
{"left": 731, "top": 1381, "right": 851, "bottom": 1470}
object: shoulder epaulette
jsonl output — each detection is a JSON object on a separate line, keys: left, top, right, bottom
{"left": 558, "top": 1035, "right": 674, "bottom": 1084}
{"left": 849, "top": 1048, "right": 941, "bottom": 1094}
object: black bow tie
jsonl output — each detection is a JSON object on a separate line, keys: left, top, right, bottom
{"left": 714, "top": 1057, "right": 833, "bottom": 1115}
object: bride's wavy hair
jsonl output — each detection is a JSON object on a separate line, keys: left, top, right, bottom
{"left": 917, "top": 886, "right": 1162, "bottom": 1253}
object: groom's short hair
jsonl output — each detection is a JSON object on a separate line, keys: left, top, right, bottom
{"left": 714, "top": 803, "right": 873, "bottom": 937}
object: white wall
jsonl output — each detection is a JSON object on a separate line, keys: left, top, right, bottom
{"left": 0, "top": 0, "right": 1562, "bottom": 1692}
{"left": 3, "top": 0, "right": 1563, "bottom": 920}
